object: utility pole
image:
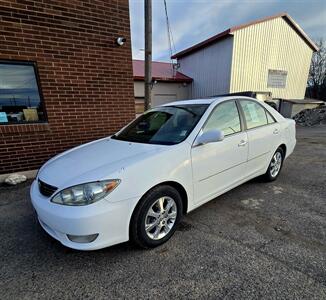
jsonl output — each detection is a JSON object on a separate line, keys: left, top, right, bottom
{"left": 144, "top": 0, "right": 152, "bottom": 111}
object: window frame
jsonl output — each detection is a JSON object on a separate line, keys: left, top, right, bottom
{"left": 0, "top": 59, "right": 47, "bottom": 125}
{"left": 200, "top": 99, "right": 245, "bottom": 138}
{"left": 265, "top": 109, "right": 276, "bottom": 124}
{"left": 237, "top": 99, "right": 277, "bottom": 131}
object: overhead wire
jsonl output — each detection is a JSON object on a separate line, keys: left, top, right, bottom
{"left": 163, "top": 0, "right": 177, "bottom": 77}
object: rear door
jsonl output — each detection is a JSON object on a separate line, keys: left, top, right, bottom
{"left": 239, "top": 100, "right": 280, "bottom": 176}
{"left": 191, "top": 100, "right": 248, "bottom": 205}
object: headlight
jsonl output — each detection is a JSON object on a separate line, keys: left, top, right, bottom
{"left": 51, "top": 180, "right": 120, "bottom": 206}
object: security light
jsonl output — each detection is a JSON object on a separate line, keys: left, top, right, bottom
{"left": 116, "top": 37, "right": 126, "bottom": 46}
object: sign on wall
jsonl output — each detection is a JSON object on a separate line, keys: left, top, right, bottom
{"left": 267, "top": 69, "right": 287, "bottom": 88}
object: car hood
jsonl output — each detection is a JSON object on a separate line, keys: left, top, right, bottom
{"left": 38, "top": 137, "right": 166, "bottom": 188}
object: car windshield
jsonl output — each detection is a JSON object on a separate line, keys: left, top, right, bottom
{"left": 112, "top": 104, "right": 209, "bottom": 145}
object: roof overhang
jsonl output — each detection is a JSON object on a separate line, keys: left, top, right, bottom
{"left": 171, "top": 13, "right": 319, "bottom": 59}
{"left": 171, "top": 29, "right": 232, "bottom": 59}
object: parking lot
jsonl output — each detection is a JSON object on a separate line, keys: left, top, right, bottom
{"left": 0, "top": 126, "right": 325, "bottom": 299}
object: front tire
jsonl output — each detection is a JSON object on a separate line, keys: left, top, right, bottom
{"left": 130, "top": 185, "right": 183, "bottom": 249}
{"left": 264, "top": 147, "right": 284, "bottom": 181}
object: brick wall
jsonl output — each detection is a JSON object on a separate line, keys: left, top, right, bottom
{"left": 0, "top": 0, "right": 135, "bottom": 174}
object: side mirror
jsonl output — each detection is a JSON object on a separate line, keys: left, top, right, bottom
{"left": 193, "top": 129, "right": 224, "bottom": 147}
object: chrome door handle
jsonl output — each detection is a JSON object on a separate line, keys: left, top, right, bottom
{"left": 238, "top": 140, "right": 247, "bottom": 147}
{"left": 273, "top": 129, "right": 279, "bottom": 134}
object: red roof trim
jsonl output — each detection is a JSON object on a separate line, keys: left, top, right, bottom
{"left": 171, "top": 13, "right": 318, "bottom": 59}
{"left": 132, "top": 60, "right": 193, "bottom": 83}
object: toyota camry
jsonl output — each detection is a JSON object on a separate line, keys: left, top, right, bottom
{"left": 30, "top": 96, "right": 296, "bottom": 250}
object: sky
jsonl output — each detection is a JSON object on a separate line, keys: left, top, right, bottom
{"left": 129, "top": 0, "right": 326, "bottom": 62}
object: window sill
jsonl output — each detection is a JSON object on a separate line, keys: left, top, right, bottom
{"left": 0, "top": 123, "right": 50, "bottom": 134}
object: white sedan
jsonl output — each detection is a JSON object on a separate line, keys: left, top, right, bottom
{"left": 30, "top": 96, "right": 296, "bottom": 250}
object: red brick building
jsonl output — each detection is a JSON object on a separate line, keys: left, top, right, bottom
{"left": 0, "top": 0, "right": 135, "bottom": 176}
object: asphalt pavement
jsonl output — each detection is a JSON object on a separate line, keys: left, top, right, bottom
{"left": 0, "top": 125, "right": 325, "bottom": 299}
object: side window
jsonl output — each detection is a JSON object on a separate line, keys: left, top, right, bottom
{"left": 240, "top": 100, "right": 268, "bottom": 129}
{"left": 203, "top": 101, "right": 241, "bottom": 136}
{"left": 266, "top": 110, "right": 276, "bottom": 124}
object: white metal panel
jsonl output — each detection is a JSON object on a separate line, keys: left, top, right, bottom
{"left": 191, "top": 131, "right": 248, "bottom": 204}
{"left": 134, "top": 81, "right": 190, "bottom": 107}
{"left": 178, "top": 37, "right": 233, "bottom": 98}
{"left": 230, "top": 17, "right": 313, "bottom": 99}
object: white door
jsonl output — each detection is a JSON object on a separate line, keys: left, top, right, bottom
{"left": 191, "top": 100, "right": 248, "bottom": 205}
{"left": 239, "top": 100, "right": 281, "bottom": 177}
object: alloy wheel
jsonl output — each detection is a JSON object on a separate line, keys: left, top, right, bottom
{"left": 270, "top": 151, "right": 282, "bottom": 177}
{"left": 145, "top": 196, "right": 177, "bottom": 240}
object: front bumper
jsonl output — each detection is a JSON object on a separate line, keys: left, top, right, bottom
{"left": 30, "top": 180, "right": 139, "bottom": 250}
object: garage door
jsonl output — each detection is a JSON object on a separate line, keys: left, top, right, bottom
{"left": 152, "top": 94, "right": 177, "bottom": 107}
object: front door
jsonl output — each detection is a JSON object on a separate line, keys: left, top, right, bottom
{"left": 191, "top": 100, "right": 248, "bottom": 205}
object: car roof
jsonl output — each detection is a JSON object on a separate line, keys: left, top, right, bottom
{"left": 162, "top": 96, "right": 256, "bottom": 107}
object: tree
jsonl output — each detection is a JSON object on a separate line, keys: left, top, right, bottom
{"left": 307, "top": 39, "right": 326, "bottom": 101}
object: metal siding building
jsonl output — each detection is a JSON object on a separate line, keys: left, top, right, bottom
{"left": 178, "top": 38, "right": 233, "bottom": 98}
{"left": 173, "top": 13, "right": 318, "bottom": 100}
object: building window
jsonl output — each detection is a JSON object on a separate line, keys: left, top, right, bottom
{"left": 0, "top": 61, "right": 46, "bottom": 124}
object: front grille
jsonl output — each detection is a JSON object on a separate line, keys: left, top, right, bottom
{"left": 38, "top": 179, "right": 58, "bottom": 197}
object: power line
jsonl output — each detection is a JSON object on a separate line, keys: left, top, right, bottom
{"left": 163, "top": 0, "right": 176, "bottom": 76}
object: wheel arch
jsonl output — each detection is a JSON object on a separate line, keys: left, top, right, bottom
{"left": 129, "top": 180, "right": 188, "bottom": 222}
{"left": 264, "top": 143, "right": 287, "bottom": 175}
{"left": 128, "top": 180, "right": 189, "bottom": 241}
{"left": 159, "top": 181, "right": 188, "bottom": 215}
{"left": 140, "top": 181, "right": 188, "bottom": 214}
{"left": 279, "top": 143, "right": 287, "bottom": 157}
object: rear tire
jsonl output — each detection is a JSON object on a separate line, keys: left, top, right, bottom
{"left": 130, "top": 185, "right": 183, "bottom": 249}
{"left": 264, "top": 147, "right": 284, "bottom": 181}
